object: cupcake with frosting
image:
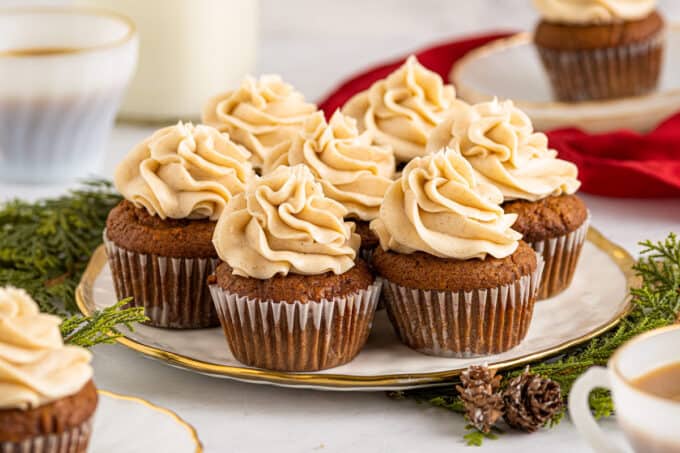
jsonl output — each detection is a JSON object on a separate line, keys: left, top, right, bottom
{"left": 533, "top": 0, "right": 665, "bottom": 101}
{"left": 342, "top": 55, "right": 460, "bottom": 164}
{"left": 264, "top": 111, "right": 395, "bottom": 258}
{"left": 371, "top": 148, "right": 543, "bottom": 357}
{"left": 209, "top": 164, "right": 381, "bottom": 371}
{"left": 107, "top": 122, "right": 254, "bottom": 328}
{"left": 202, "top": 75, "right": 318, "bottom": 169}
{"left": 428, "top": 99, "right": 587, "bottom": 299}
{"left": 0, "top": 287, "right": 97, "bottom": 453}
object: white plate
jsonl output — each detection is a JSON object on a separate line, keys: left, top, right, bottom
{"left": 93, "top": 390, "right": 202, "bottom": 452}
{"left": 450, "top": 27, "right": 680, "bottom": 133}
{"left": 77, "top": 228, "right": 634, "bottom": 391}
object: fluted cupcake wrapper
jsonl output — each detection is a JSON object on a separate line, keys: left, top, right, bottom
{"left": 537, "top": 32, "right": 664, "bottom": 102}
{"left": 104, "top": 232, "right": 220, "bottom": 329}
{"left": 382, "top": 254, "right": 544, "bottom": 358}
{"left": 531, "top": 215, "right": 590, "bottom": 300}
{"left": 209, "top": 279, "right": 383, "bottom": 371}
{"left": 1, "top": 418, "right": 92, "bottom": 453}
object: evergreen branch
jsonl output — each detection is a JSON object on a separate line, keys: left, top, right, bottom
{"left": 0, "top": 180, "right": 147, "bottom": 348}
{"left": 61, "top": 299, "right": 148, "bottom": 347}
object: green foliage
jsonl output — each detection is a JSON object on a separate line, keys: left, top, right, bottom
{"left": 463, "top": 425, "right": 501, "bottom": 446}
{"left": 391, "top": 233, "right": 680, "bottom": 444}
{"left": 0, "top": 181, "right": 147, "bottom": 346}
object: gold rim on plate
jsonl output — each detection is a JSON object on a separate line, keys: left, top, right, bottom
{"left": 450, "top": 28, "right": 680, "bottom": 118}
{"left": 98, "top": 390, "right": 203, "bottom": 453}
{"left": 76, "top": 227, "right": 636, "bottom": 389}
{"left": 0, "top": 6, "right": 136, "bottom": 58}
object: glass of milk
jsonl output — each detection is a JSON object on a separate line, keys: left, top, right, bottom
{"left": 77, "top": 0, "right": 258, "bottom": 121}
{"left": 0, "top": 6, "right": 138, "bottom": 183}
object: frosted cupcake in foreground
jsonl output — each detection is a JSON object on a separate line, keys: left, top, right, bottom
{"left": 107, "top": 122, "right": 253, "bottom": 328}
{"left": 209, "top": 165, "right": 381, "bottom": 371}
{"left": 342, "top": 55, "right": 460, "bottom": 164}
{"left": 264, "top": 111, "right": 395, "bottom": 258}
{"left": 428, "top": 99, "right": 587, "bottom": 299}
{"left": 371, "top": 148, "right": 543, "bottom": 357}
{"left": 0, "top": 287, "right": 96, "bottom": 453}
{"left": 202, "top": 75, "right": 317, "bottom": 169}
{"left": 533, "top": 0, "right": 665, "bottom": 101}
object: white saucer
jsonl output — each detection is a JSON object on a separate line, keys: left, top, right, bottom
{"left": 93, "top": 390, "right": 202, "bottom": 452}
{"left": 77, "top": 228, "right": 634, "bottom": 391}
{"left": 450, "top": 27, "right": 680, "bottom": 133}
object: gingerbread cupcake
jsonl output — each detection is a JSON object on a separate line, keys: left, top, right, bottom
{"left": 371, "top": 148, "right": 543, "bottom": 357}
{"left": 428, "top": 99, "right": 586, "bottom": 299}
{"left": 209, "top": 164, "right": 381, "bottom": 371}
{"left": 342, "top": 55, "right": 461, "bottom": 164}
{"left": 107, "top": 122, "right": 253, "bottom": 328}
{"left": 533, "top": 0, "right": 665, "bottom": 102}
{"left": 202, "top": 75, "right": 317, "bottom": 169}
{"left": 264, "top": 111, "right": 395, "bottom": 259}
{"left": 0, "top": 287, "right": 97, "bottom": 453}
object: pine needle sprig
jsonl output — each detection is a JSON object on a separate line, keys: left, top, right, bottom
{"left": 0, "top": 180, "right": 147, "bottom": 347}
{"left": 60, "top": 299, "right": 147, "bottom": 347}
{"left": 390, "top": 233, "right": 680, "bottom": 443}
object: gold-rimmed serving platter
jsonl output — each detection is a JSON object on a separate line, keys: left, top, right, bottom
{"left": 77, "top": 227, "right": 635, "bottom": 391}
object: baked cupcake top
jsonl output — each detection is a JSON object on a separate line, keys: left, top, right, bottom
{"left": 114, "top": 122, "right": 253, "bottom": 221}
{"left": 342, "top": 55, "right": 458, "bottom": 163}
{"left": 213, "top": 164, "right": 360, "bottom": 279}
{"left": 427, "top": 99, "right": 580, "bottom": 202}
{"left": 533, "top": 0, "right": 656, "bottom": 24}
{"left": 264, "top": 111, "right": 395, "bottom": 221}
{"left": 370, "top": 148, "right": 521, "bottom": 260}
{"left": 0, "top": 287, "right": 93, "bottom": 410}
{"left": 202, "top": 75, "right": 318, "bottom": 168}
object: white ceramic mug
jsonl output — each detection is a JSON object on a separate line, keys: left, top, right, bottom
{"left": 569, "top": 325, "right": 680, "bottom": 453}
{"left": 0, "top": 6, "right": 138, "bottom": 183}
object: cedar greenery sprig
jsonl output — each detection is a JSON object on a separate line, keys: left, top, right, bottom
{"left": 391, "top": 232, "right": 680, "bottom": 445}
{"left": 0, "top": 181, "right": 148, "bottom": 347}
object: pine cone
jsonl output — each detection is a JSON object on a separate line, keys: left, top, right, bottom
{"left": 456, "top": 365, "right": 504, "bottom": 433}
{"left": 503, "top": 367, "right": 563, "bottom": 432}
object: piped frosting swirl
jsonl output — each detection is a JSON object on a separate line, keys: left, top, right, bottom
{"left": 533, "top": 0, "right": 656, "bottom": 24}
{"left": 0, "top": 287, "right": 93, "bottom": 410}
{"left": 213, "top": 164, "right": 360, "bottom": 279}
{"left": 370, "top": 148, "right": 521, "bottom": 260}
{"left": 114, "top": 122, "right": 253, "bottom": 221}
{"left": 264, "top": 111, "right": 395, "bottom": 221}
{"left": 427, "top": 99, "right": 580, "bottom": 202}
{"left": 342, "top": 55, "right": 459, "bottom": 163}
{"left": 202, "top": 75, "right": 318, "bottom": 168}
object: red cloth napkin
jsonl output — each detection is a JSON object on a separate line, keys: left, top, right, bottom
{"left": 318, "top": 32, "right": 680, "bottom": 198}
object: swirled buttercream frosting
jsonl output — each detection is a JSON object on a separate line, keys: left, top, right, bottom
{"left": 342, "top": 55, "right": 459, "bottom": 163}
{"left": 427, "top": 99, "right": 580, "bottom": 202}
{"left": 213, "top": 164, "right": 360, "bottom": 279}
{"left": 264, "top": 111, "right": 395, "bottom": 221}
{"left": 533, "top": 0, "right": 656, "bottom": 24}
{"left": 0, "top": 287, "right": 93, "bottom": 410}
{"left": 202, "top": 75, "right": 318, "bottom": 168}
{"left": 114, "top": 122, "right": 253, "bottom": 221}
{"left": 370, "top": 148, "right": 521, "bottom": 260}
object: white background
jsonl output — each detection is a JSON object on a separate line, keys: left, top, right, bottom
{"left": 2, "top": 1, "right": 680, "bottom": 452}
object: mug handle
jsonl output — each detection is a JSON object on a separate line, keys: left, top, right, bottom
{"left": 569, "top": 367, "right": 625, "bottom": 453}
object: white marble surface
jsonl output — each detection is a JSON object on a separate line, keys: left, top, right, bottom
{"left": 1, "top": 1, "right": 680, "bottom": 452}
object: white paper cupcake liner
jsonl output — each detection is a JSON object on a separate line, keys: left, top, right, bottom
{"left": 382, "top": 254, "right": 544, "bottom": 358}
{"left": 0, "top": 418, "right": 92, "bottom": 453}
{"left": 209, "top": 278, "right": 382, "bottom": 371}
{"left": 104, "top": 232, "right": 220, "bottom": 329}
{"left": 531, "top": 215, "right": 590, "bottom": 300}
{"left": 537, "top": 32, "right": 664, "bottom": 102}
